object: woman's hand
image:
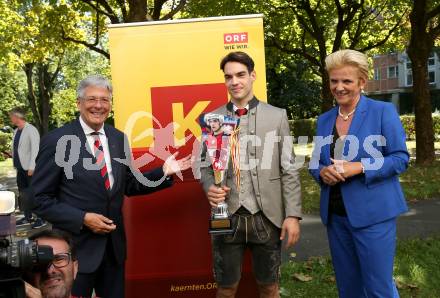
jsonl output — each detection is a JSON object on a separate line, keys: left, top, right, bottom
{"left": 319, "top": 164, "right": 346, "bottom": 186}
{"left": 330, "top": 159, "right": 363, "bottom": 179}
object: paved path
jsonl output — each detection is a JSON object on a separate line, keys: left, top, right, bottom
{"left": 284, "top": 199, "right": 440, "bottom": 262}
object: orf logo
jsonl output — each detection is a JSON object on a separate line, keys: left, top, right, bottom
{"left": 224, "top": 32, "right": 248, "bottom": 44}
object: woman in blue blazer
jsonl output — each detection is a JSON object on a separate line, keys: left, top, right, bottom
{"left": 309, "top": 49, "right": 409, "bottom": 297}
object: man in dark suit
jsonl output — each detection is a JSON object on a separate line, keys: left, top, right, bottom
{"left": 31, "top": 75, "right": 191, "bottom": 298}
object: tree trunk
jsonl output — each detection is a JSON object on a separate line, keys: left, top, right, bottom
{"left": 23, "top": 63, "right": 43, "bottom": 133}
{"left": 23, "top": 63, "right": 56, "bottom": 136}
{"left": 320, "top": 70, "right": 334, "bottom": 112}
{"left": 37, "top": 64, "right": 53, "bottom": 135}
{"left": 407, "top": 0, "right": 435, "bottom": 165}
{"left": 411, "top": 57, "right": 435, "bottom": 165}
{"left": 127, "top": 0, "right": 148, "bottom": 22}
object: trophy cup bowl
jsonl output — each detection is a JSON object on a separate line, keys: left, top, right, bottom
{"left": 209, "top": 170, "right": 234, "bottom": 235}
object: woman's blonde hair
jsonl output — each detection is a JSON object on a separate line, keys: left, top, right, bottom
{"left": 325, "top": 49, "right": 369, "bottom": 80}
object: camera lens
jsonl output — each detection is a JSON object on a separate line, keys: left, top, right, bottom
{"left": 0, "top": 239, "right": 53, "bottom": 270}
{"left": 36, "top": 244, "right": 53, "bottom": 267}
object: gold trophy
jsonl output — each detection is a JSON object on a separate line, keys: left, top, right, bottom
{"left": 209, "top": 169, "right": 234, "bottom": 234}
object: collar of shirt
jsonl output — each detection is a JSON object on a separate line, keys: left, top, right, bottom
{"left": 79, "top": 116, "right": 106, "bottom": 137}
{"left": 232, "top": 104, "right": 249, "bottom": 112}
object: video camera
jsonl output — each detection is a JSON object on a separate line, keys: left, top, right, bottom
{"left": 0, "top": 191, "right": 53, "bottom": 298}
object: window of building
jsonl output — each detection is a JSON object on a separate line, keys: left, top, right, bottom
{"left": 406, "top": 69, "right": 413, "bottom": 86}
{"left": 374, "top": 68, "right": 380, "bottom": 80}
{"left": 406, "top": 70, "right": 435, "bottom": 86}
{"left": 406, "top": 60, "right": 412, "bottom": 70}
{"left": 429, "top": 70, "right": 435, "bottom": 84}
{"left": 388, "top": 66, "right": 398, "bottom": 78}
{"left": 428, "top": 52, "right": 435, "bottom": 66}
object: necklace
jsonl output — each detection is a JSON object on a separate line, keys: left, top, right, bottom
{"left": 338, "top": 106, "right": 356, "bottom": 121}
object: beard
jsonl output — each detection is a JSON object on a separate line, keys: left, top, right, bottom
{"left": 42, "top": 285, "right": 69, "bottom": 298}
{"left": 40, "top": 273, "right": 72, "bottom": 298}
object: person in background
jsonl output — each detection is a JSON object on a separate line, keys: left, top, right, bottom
{"left": 9, "top": 107, "right": 45, "bottom": 229}
{"left": 309, "top": 49, "right": 409, "bottom": 297}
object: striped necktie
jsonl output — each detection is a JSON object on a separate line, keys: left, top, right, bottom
{"left": 90, "top": 132, "right": 111, "bottom": 190}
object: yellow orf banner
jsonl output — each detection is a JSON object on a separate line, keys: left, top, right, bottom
{"left": 108, "top": 15, "right": 266, "bottom": 297}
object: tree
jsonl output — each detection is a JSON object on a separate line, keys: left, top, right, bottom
{"left": 186, "top": 0, "right": 410, "bottom": 112}
{"left": 266, "top": 0, "right": 410, "bottom": 112}
{"left": 265, "top": 47, "right": 321, "bottom": 119}
{"left": 60, "top": 0, "right": 188, "bottom": 58}
{"left": 0, "top": 0, "right": 83, "bottom": 134}
{"left": 0, "top": 66, "right": 27, "bottom": 126}
{"left": 185, "top": 1, "right": 323, "bottom": 115}
{"left": 407, "top": 0, "right": 440, "bottom": 165}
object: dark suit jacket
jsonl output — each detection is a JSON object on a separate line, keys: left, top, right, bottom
{"left": 31, "top": 119, "right": 172, "bottom": 273}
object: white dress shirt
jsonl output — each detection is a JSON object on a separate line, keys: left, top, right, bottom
{"left": 232, "top": 103, "right": 250, "bottom": 113}
{"left": 79, "top": 116, "right": 114, "bottom": 188}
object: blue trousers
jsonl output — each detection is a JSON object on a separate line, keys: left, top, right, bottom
{"left": 327, "top": 214, "right": 399, "bottom": 298}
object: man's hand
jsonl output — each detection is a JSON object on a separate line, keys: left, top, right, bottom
{"left": 163, "top": 152, "right": 192, "bottom": 176}
{"left": 280, "top": 217, "right": 300, "bottom": 249}
{"left": 27, "top": 170, "right": 34, "bottom": 176}
{"left": 25, "top": 281, "right": 42, "bottom": 298}
{"left": 83, "top": 212, "right": 116, "bottom": 234}
{"left": 206, "top": 185, "right": 230, "bottom": 208}
{"left": 330, "top": 159, "right": 363, "bottom": 179}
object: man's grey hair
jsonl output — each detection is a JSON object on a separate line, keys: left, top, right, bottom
{"left": 77, "top": 75, "right": 113, "bottom": 99}
{"left": 9, "top": 107, "right": 26, "bottom": 120}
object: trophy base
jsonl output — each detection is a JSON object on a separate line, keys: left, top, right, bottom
{"left": 209, "top": 218, "right": 234, "bottom": 235}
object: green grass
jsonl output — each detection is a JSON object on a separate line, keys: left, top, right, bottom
{"left": 280, "top": 236, "right": 440, "bottom": 298}
{"left": 299, "top": 166, "right": 321, "bottom": 214}
{"left": 280, "top": 256, "right": 338, "bottom": 297}
{"left": 400, "top": 160, "right": 440, "bottom": 202}
{"left": 300, "top": 159, "right": 440, "bottom": 214}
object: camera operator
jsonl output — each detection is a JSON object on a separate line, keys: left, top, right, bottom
{"left": 25, "top": 229, "right": 78, "bottom": 298}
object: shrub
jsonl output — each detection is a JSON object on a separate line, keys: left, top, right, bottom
{"left": 400, "top": 115, "right": 416, "bottom": 140}
{"left": 289, "top": 119, "right": 316, "bottom": 141}
{"left": 400, "top": 115, "right": 440, "bottom": 141}
{"left": 0, "top": 131, "right": 12, "bottom": 162}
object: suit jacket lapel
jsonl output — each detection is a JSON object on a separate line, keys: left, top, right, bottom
{"left": 251, "top": 101, "right": 261, "bottom": 161}
{"left": 72, "top": 120, "right": 107, "bottom": 192}
{"left": 322, "top": 108, "right": 338, "bottom": 164}
{"left": 104, "top": 125, "right": 120, "bottom": 197}
{"left": 73, "top": 120, "right": 93, "bottom": 157}
{"left": 347, "top": 95, "right": 368, "bottom": 137}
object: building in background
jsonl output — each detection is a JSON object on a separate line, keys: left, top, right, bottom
{"left": 366, "top": 50, "right": 440, "bottom": 114}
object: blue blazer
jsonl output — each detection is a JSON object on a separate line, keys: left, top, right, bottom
{"left": 309, "top": 96, "right": 409, "bottom": 228}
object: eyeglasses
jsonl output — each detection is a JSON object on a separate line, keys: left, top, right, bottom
{"left": 49, "top": 253, "right": 72, "bottom": 269}
{"left": 83, "top": 97, "right": 111, "bottom": 105}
